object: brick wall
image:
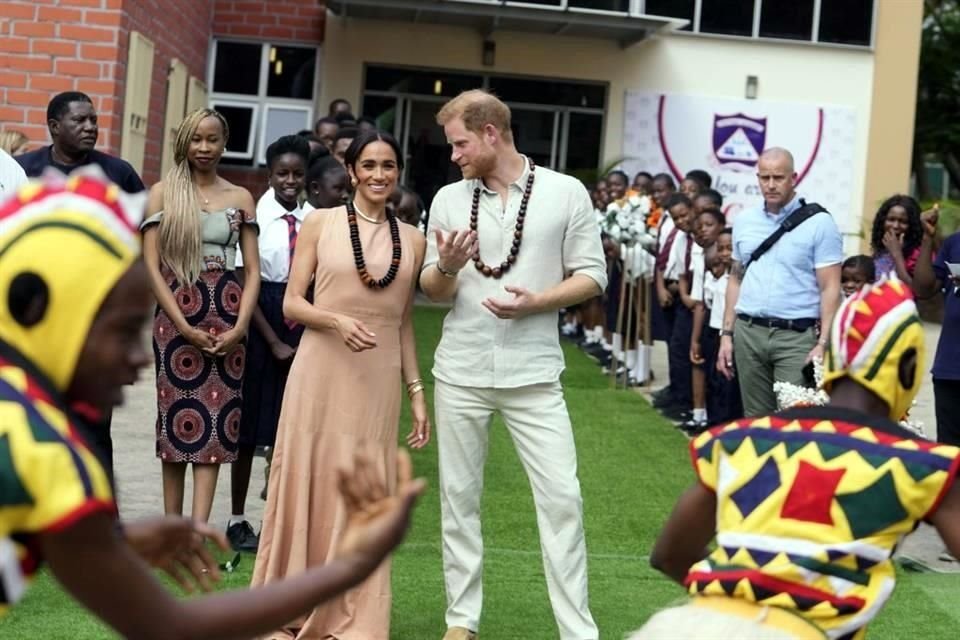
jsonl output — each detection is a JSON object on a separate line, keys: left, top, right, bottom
{"left": 0, "top": 0, "right": 216, "bottom": 186}
{"left": 119, "top": 0, "right": 215, "bottom": 185}
{"left": 212, "top": 0, "right": 325, "bottom": 42}
{"left": 0, "top": 0, "right": 126, "bottom": 154}
{"left": 220, "top": 164, "right": 269, "bottom": 202}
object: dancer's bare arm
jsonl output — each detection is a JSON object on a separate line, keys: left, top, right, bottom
{"left": 649, "top": 483, "right": 716, "bottom": 585}
{"left": 42, "top": 450, "right": 425, "bottom": 640}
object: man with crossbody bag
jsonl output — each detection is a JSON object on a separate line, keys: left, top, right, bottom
{"left": 716, "top": 148, "right": 843, "bottom": 416}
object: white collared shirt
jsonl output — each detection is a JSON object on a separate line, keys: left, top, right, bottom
{"left": 689, "top": 243, "right": 706, "bottom": 301}
{"left": 0, "top": 150, "right": 27, "bottom": 196}
{"left": 424, "top": 159, "right": 607, "bottom": 389}
{"left": 665, "top": 230, "right": 691, "bottom": 281}
{"left": 235, "top": 189, "right": 305, "bottom": 283}
{"left": 704, "top": 271, "right": 729, "bottom": 330}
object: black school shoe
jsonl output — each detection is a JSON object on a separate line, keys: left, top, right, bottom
{"left": 679, "top": 418, "right": 709, "bottom": 436}
{"left": 226, "top": 520, "right": 260, "bottom": 553}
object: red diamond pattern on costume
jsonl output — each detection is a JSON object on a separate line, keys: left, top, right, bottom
{"left": 780, "top": 460, "right": 846, "bottom": 525}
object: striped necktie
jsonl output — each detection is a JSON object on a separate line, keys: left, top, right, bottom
{"left": 281, "top": 214, "right": 299, "bottom": 329}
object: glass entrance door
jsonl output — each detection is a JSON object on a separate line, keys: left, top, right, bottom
{"left": 403, "top": 98, "right": 460, "bottom": 210}
{"left": 361, "top": 66, "right": 606, "bottom": 210}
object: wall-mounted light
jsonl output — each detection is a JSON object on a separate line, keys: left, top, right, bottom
{"left": 434, "top": 79, "right": 443, "bottom": 95}
{"left": 274, "top": 60, "right": 283, "bottom": 76}
{"left": 745, "top": 75, "right": 758, "bottom": 100}
{"left": 482, "top": 39, "right": 496, "bottom": 67}
{"left": 269, "top": 47, "right": 277, "bottom": 63}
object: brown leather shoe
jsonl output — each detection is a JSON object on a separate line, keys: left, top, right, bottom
{"left": 442, "top": 627, "right": 477, "bottom": 640}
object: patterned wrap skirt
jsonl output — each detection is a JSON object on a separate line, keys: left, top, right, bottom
{"left": 154, "top": 267, "right": 245, "bottom": 464}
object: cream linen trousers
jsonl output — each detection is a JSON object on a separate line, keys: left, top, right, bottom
{"left": 434, "top": 379, "right": 599, "bottom": 639}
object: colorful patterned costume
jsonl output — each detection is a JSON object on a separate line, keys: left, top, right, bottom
{"left": 0, "top": 170, "right": 142, "bottom": 614}
{"left": 684, "top": 280, "right": 960, "bottom": 639}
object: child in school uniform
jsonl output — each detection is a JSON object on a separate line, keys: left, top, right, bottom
{"left": 658, "top": 193, "right": 696, "bottom": 420}
{"left": 228, "top": 135, "right": 311, "bottom": 552}
{"left": 684, "top": 206, "right": 725, "bottom": 432}
{"left": 703, "top": 228, "right": 743, "bottom": 428}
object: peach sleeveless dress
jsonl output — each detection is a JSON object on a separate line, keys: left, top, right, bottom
{"left": 251, "top": 207, "right": 417, "bottom": 639}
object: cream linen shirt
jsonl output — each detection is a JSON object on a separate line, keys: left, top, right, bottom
{"left": 0, "top": 150, "right": 27, "bottom": 196}
{"left": 424, "top": 160, "right": 607, "bottom": 389}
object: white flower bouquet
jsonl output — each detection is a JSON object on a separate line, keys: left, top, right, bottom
{"left": 603, "top": 195, "right": 654, "bottom": 248}
{"left": 774, "top": 357, "right": 926, "bottom": 436}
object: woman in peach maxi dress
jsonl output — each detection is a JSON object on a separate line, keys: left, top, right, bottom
{"left": 251, "top": 131, "right": 430, "bottom": 639}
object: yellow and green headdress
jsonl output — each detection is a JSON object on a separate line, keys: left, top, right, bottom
{"left": 0, "top": 168, "right": 144, "bottom": 391}
{"left": 822, "top": 278, "right": 924, "bottom": 421}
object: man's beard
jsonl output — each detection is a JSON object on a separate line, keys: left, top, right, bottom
{"left": 462, "top": 149, "right": 497, "bottom": 179}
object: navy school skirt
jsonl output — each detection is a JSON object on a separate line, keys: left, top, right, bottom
{"left": 238, "top": 281, "right": 304, "bottom": 448}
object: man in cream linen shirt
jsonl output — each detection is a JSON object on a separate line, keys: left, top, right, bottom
{"left": 421, "top": 90, "right": 606, "bottom": 640}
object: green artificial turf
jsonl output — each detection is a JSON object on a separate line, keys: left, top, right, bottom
{"left": 2, "top": 306, "right": 958, "bottom": 638}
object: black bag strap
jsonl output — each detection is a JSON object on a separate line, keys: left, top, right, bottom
{"left": 743, "top": 199, "right": 828, "bottom": 271}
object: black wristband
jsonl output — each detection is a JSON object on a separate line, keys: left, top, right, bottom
{"left": 436, "top": 263, "right": 458, "bottom": 278}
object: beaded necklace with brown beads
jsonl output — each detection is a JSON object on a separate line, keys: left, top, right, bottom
{"left": 470, "top": 158, "right": 535, "bottom": 279}
{"left": 346, "top": 200, "right": 402, "bottom": 289}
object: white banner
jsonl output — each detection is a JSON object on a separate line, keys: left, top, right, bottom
{"left": 621, "top": 91, "right": 858, "bottom": 235}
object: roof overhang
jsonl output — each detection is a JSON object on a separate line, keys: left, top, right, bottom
{"left": 325, "top": 0, "right": 686, "bottom": 49}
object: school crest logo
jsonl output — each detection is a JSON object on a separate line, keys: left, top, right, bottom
{"left": 712, "top": 113, "right": 766, "bottom": 169}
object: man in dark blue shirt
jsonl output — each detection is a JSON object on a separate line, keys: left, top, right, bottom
{"left": 16, "top": 91, "right": 145, "bottom": 193}
{"left": 16, "top": 95, "right": 143, "bottom": 477}
{"left": 915, "top": 207, "right": 960, "bottom": 447}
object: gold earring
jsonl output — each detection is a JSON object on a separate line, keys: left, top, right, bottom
{"left": 351, "top": 177, "right": 358, "bottom": 187}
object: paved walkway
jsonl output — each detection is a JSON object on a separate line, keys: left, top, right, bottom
{"left": 112, "top": 315, "right": 954, "bottom": 571}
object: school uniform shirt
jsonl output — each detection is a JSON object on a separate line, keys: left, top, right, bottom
{"left": 235, "top": 190, "right": 305, "bottom": 283}
{"left": 703, "top": 271, "right": 729, "bottom": 330}
{"left": 689, "top": 244, "right": 706, "bottom": 301}
{"left": 664, "top": 230, "right": 692, "bottom": 282}
{"left": 0, "top": 149, "right": 27, "bottom": 196}
{"left": 656, "top": 212, "right": 675, "bottom": 254}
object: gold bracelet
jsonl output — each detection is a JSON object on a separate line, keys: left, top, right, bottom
{"left": 407, "top": 383, "right": 425, "bottom": 398}
{"left": 405, "top": 378, "right": 423, "bottom": 389}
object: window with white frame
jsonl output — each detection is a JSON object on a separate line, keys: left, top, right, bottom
{"left": 642, "top": 0, "right": 874, "bottom": 47}
{"left": 208, "top": 40, "right": 318, "bottom": 165}
{"left": 513, "top": 0, "right": 632, "bottom": 10}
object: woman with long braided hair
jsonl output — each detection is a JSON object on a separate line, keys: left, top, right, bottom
{"left": 142, "top": 108, "right": 261, "bottom": 524}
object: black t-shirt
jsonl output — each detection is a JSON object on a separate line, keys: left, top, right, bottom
{"left": 16, "top": 145, "right": 145, "bottom": 193}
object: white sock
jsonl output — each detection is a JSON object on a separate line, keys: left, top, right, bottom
{"left": 693, "top": 408, "right": 707, "bottom": 422}
{"left": 632, "top": 346, "right": 651, "bottom": 382}
{"left": 625, "top": 349, "right": 637, "bottom": 369}
{"left": 229, "top": 514, "right": 246, "bottom": 527}
{"left": 612, "top": 333, "right": 623, "bottom": 353}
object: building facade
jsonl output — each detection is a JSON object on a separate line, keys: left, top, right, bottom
{"left": 0, "top": 0, "right": 922, "bottom": 245}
